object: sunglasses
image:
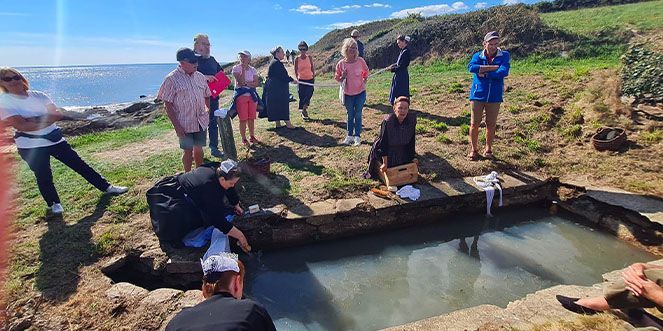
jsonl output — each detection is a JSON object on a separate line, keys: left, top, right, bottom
{"left": 299, "top": 48, "right": 307, "bottom": 51}
{"left": 1, "top": 75, "right": 21, "bottom": 82}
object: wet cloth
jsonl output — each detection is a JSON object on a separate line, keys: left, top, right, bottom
{"left": 397, "top": 185, "right": 420, "bottom": 200}
{"left": 263, "top": 58, "right": 294, "bottom": 122}
{"left": 473, "top": 171, "right": 503, "bottom": 216}
{"left": 182, "top": 225, "right": 233, "bottom": 261}
{"left": 389, "top": 47, "right": 411, "bottom": 105}
{"left": 367, "top": 113, "right": 416, "bottom": 179}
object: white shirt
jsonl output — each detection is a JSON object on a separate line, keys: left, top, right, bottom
{"left": 231, "top": 65, "right": 258, "bottom": 97}
{"left": 0, "top": 91, "right": 64, "bottom": 149}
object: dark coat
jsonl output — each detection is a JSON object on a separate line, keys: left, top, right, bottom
{"left": 389, "top": 47, "right": 411, "bottom": 105}
{"left": 263, "top": 58, "right": 294, "bottom": 121}
{"left": 367, "top": 112, "right": 416, "bottom": 179}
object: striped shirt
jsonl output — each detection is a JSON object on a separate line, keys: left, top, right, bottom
{"left": 158, "top": 66, "right": 211, "bottom": 133}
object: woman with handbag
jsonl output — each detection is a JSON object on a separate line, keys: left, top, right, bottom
{"left": 0, "top": 67, "right": 128, "bottom": 215}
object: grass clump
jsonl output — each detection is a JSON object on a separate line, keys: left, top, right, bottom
{"left": 641, "top": 129, "right": 662, "bottom": 144}
{"left": 436, "top": 134, "right": 453, "bottom": 144}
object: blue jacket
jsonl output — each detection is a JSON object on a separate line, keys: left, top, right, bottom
{"left": 228, "top": 87, "right": 264, "bottom": 118}
{"left": 468, "top": 49, "right": 510, "bottom": 103}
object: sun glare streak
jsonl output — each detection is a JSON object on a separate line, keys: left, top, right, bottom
{"left": 54, "top": 0, "right": 65, "bottom": 66}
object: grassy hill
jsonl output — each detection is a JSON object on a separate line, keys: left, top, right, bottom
{"left": 3, "top": 1, "right": 662, "bottom": 330}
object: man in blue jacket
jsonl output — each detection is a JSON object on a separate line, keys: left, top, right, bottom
{"left": 467, "top": 31, "right": 510, "bottom": 160}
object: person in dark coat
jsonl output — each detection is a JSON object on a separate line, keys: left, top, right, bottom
{"left": 263, "top": 46, "right": 298, "bottom": 129}
{"left": 166, "top": 253, "right": 276, "bottom": 331}
{"left": 366, "top": 96, "right": 418, "bottom": 179}
{"left": 146, "top": 160, "right": 251, "bottom": 253}
{"left": 388, "top": 35, "right": 411, "bottom": 105}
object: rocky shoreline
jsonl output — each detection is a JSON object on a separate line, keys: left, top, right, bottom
{"left": 57, "top": 99, "right": 163, "bottom": 136}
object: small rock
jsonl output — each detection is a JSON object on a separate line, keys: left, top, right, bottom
{"left": 140, "top": 288, "right": 183, "bottom": 307}
{"left": 105, "top": 282, "right": 149, "bottom": 301}
{"left": 533, "top": 101, "right": 543, "bottom": 107}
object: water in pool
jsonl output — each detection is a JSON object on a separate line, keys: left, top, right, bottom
{"left": 242, "top": 207, "right": 657, "bottom": 330}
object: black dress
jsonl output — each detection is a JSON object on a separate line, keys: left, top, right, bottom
{"left": 389, "top": 47, "right": 411, "bottom": 105}
{"left": 367, "top": 112, "right": 417, "bottom": 179}
{"left": 263, "top": 58, "right": 294, "bottom": 122}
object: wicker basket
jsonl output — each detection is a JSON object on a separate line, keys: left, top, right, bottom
{"left": 241, "top": 157, "right": 271, "bottom": 176}
{"left": 591, "top": 127, "right": 627, "bottom": 151}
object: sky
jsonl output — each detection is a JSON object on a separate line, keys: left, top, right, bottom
{"left": 0, "top": 0, "right": 538, "bottom": 66}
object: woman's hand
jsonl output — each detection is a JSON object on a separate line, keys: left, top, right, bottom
{"left": 379, "top": 163, "right": 388, "bottom": 172}
{"left": 205, "top": 75, "right": 218, "bottom": 83}
{"left": 228, "top": 227, "right": 252, "bottom": 253}
{"left": 234, "top": 204, "right": 244, "bottom": 215}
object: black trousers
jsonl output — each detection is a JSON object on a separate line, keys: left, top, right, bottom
{"left": 17, "top": 141, "right": 110, "bottom": 206}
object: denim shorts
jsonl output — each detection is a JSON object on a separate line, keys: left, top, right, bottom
{"left": 179, "top": 130, "right": 207, "bottom": 150}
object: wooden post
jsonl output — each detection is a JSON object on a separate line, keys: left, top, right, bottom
{"left": 217, "top": 116, "right": 237, "bottom": 160}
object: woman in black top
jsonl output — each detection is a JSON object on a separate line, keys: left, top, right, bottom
{"left": 263, "top": 46, "right": 298, "bottom": 129}
{"left": 147, "top": 160, "right": 251, "bottom": 252}
{"left": 388, "top": 35, "right": 411, "bottom": 105}
{"left": 366, "top": 96, "right": 417, "bottom": 179}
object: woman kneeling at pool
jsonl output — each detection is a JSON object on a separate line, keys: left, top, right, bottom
{"left": 147, "top": 159, "right": 251, "bottom": 253}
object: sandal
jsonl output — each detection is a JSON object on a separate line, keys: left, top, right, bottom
{"left": 250, "top": 136, "right": 261, "bottom": 144}
{"left": 242, "top": 138, "right": 250, "bottom": 147}
{"left": 484, "top": 151, "right": 495, "bottom": 160}
{"left": 467, "top": 150, "right": 480, "bottom": 161}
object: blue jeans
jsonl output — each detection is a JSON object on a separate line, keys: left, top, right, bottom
{"left": 344, "top": 91, "right": 366, "bottom": 137}
{"left": 208, "top": 97, "right": 220, "bottom": 151}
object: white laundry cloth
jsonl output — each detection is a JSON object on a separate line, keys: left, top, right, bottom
{"left": 473, "top": 171, "right": 503, "bottom": 216}
{"left": 396, "top": 185, "right": 420, "bottom": 200}
{"left": 214, "top": 108, "right": 229, "bottom": 118}
{"left": 182, "top": 226, "right": 231, "bottom": 261}
{"left": 203, "top": 228, "right": 231, "bottom": 261}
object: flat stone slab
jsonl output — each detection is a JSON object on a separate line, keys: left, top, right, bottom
{"left": 105, "top": 282, "right": 149, "bottom": 301}
{"left": 139, "top": 288, "right": 182, "bottom": 307}
{"left": 562, "top": 179, "right": 663, "bottom": 227}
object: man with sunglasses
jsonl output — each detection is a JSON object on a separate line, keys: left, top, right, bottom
{"left": 158, "top": 48, "right": 212, "bottom": 172}
{"left": 351, "top": 29, "right": 365, "bottom": 58}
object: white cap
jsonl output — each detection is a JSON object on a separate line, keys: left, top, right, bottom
{"left": 201, "top": 252, "right": 240, "bottom": 277}
{"left": 238, "top": 50, "right": 251, "bottom": 57}
{"left": 219, "top": 159, "right": 238, "bottom": 174}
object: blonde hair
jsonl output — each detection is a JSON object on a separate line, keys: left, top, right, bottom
{"left": 341, "top": 38, "right": 358, "bottom": 59}
{"left": 193, "top": 34, "right": 209, "bottom": 45}
{"left": 0, "top": 67, "right": 29, "bottom": 93}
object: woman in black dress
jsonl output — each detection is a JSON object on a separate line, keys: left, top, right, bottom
{"left": 366, "top": 96, "right": 418, "bottom": 179}
{"left": 388, "top": 35, "right": 411, "bottom": 105}
{"left": 263, "top": 46, "right": 298, "bottom": 129}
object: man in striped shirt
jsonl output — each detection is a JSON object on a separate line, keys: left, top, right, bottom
{"left": 158, "top": 48, "right": 211, "bottom": 172}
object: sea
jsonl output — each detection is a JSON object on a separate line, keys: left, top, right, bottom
{"left": 16, "top": 63, "right": 178, "bottom": 111}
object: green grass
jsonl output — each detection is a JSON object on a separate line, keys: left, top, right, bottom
{"left": 641, "top": 129, "right": 662, "bottom": 144}
{"left": 541, "top": 1, "right": 663, "bottom": 35}
{"left": 69, "top": 114, "right": 172, "bottom": 151}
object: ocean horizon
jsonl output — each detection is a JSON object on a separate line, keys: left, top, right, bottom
{"left": 15, "top": 63, "right": 226, "bottom": 111}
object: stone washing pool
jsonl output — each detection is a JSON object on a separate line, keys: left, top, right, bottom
{"left": 241, "top": 206, "right": 658, "bottom": 331}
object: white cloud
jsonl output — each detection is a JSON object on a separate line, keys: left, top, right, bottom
{"left": 317, "top": 20, "right": 373, "bottom": 30}
{"left": 339, "top": 4, "right": 362, "bottom": 9}
{"left": 365, "top": 3, "right": 391, "bottom": 8}
{"left": 474, "top": 2, "right": 488, "bottom": 8}
{"left": 292, "top": 4, "right": 345, "bottom": 15}
{"left": 273, "top": 4, "right": 283, "bottom": 10}
{"left": 390, "top": 2, "right": 468, "bottom": 18}
{"left": 503, "top": 0, "right": 520, "bottom": 4}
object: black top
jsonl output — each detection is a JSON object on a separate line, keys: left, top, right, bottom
{"left": 166, "top": 292, "right": 277, "bottom": 331}
{"left": 357, "top": 40, "right": 365, "bottom": 58}
{"left": 197, "top": 56, "right": 222, "bottom": 76}
{"left": 391, "top": 47, "right": 410, "bottom": 73}
{"left": 264, "top": 58, "right": 294, "bottom": 121}
{"left": 377, "top": 112, "right": 416, "bottom": 164}
{"left": 177, "top": 167, "right": 239, "bottom": 234}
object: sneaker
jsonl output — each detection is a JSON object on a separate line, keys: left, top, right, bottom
{"left": 105, "top": 185, "right": 128, "bottom": 195}
{"left": 50, "top": 203, "right": 64, "bottom": 214}
{"left": 342, "top": 136, "right": 354, "bottom": 145}
{"left": 353, "top": 136, "right": 361, "bottom": 146}
{"left": 301, "top": 109, "right": 310, "bottom": 120}
{"left": 210, "top": 148, "right": 224, "bottom": 158}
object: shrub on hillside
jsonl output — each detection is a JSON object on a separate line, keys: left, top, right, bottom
{"left": 620, "top": 45, "right": 663, "bottom": 103}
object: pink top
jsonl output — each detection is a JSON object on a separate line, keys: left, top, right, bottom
{"left": 232, "top": 64, "right": 258, "bottom": 97}
{"left": 158, "top": 66, "right": 211, "bottom": 133}
{"left": 296, "top": 55, "right": 314, "bottom": 80}
{"left": 335, "top": 57, "right": 369, "bottom": 96}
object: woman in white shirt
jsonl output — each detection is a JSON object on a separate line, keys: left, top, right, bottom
{"left": 0, "top": 67, "right": 128, "bottom": 214}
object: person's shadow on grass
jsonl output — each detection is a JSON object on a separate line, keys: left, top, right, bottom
{"left": 36, "top": 195, "right": 112, "bottom": 302}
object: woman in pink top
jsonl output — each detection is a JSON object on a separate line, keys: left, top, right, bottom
{"left": 294, "top": 41, "right": 315, "bottom": 121}
{"left": 231, "top": 50, "right": 260, "bottom": 147}
{"left": 335, "top": 38, "right": 369, "bottom": 146}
